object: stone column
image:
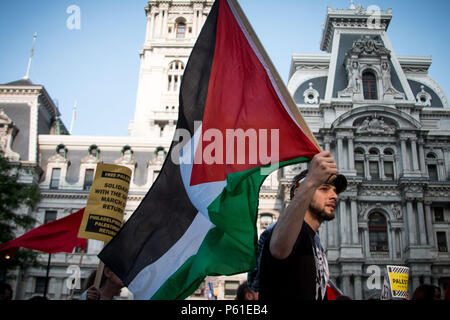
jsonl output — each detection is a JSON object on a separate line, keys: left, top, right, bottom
{"left": 350, "top": 198, "right": 359, "bottom": 244}
{"left": 400, "top": 137, "right": 409, "bottom": 172}
{"left": 342, "top": 275, "right": 351, "bottom": 297}
{"left": 424, "top": 201, "right": 435, "bottom": 246}
{"left": 162, "top": 8, "right": 168, "bottom": 37}
{"left": 406, "top": 199, "right": 417, "bottom": 245}
{"left": 438, "top": 159, "right": 445, "bottom": 181}
{"left": 337, "top": 136, "right": 344, "bottom": 170}
{"left": 354, "top": 276, "right": 362, "bottom": 300}
{"left": 193, "top": 9, "right": 199, "bottom": 36}
{"left": 364, "top": 154, "right": 370, "bottom": 179}
{"left": 363, "top": 226, "right": 370, "bottom": 257}
{"left": 339, "top": 198, "right": 348, "bottom": 245}
{"left": 390, "top": 227, "right": 396, "bottom": 259}
{"left": 416, "top": 201, "right": 427, "bottom": 245}
{"left": 327, "top": 217, "right": 335, "bottom": 247}
{"left": 411, "top": 276, "right": 420, "bottom": 296}
{"left": 443, "top": 147, "right": 450, "bottom": 180}
{"left": 380, "top": 154, "right": 386, "bottom": 179}
{"left": 418, "top": 138, "right": 426, "bottom": 174}
{"left": 410, "top": 138, "right": 420, "bottom": 171}
{"left": 348, "top": 137, "right": 355, "bottom": 171}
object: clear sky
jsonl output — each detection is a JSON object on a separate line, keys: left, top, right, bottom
{"left": 1, "top": 0, "right": 449, "bottom": 136}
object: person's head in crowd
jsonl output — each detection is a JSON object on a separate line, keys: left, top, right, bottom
{"left": 235, "top": 281, "right": 258, "bottom": 300}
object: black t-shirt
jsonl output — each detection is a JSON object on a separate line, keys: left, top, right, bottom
{"left": 258, "top": 221, "right": 327, "bottom": 300}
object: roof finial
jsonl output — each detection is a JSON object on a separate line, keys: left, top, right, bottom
{"left": 349, "top": 0, "right": 356, "bottom": 9}
{"left": 23, "top": 32, "right": 37, "bottom": 80}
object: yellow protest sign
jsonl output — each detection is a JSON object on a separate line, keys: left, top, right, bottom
{"left": 387, "top": 265, "right": 409, "bottom": 299}
{"left": 78, "top": 163, "right": 132, "bottom": 243}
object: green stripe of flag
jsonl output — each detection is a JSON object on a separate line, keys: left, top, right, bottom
{"left": 152, "top": 156, "right": 310, "bottom": 299}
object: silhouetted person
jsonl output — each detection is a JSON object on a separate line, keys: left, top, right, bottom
{"left": 235, "top": 281, "right": 258, "bottom": 300}
{"left": 0, "top": 281, "right": 12, "bottom": 300}
{"left": 412, "top": 284, "right": 441, "bottom": 300}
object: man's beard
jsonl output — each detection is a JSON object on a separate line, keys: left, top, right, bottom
{"left": 309, "top": 200, "right": 335, "bottom": 223}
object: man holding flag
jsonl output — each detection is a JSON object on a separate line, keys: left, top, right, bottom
{"left": 259, "top": 158, "right": 347, "bottom": 300}
{"left": 99, "top": 0, "right": 334, "bottom": 300}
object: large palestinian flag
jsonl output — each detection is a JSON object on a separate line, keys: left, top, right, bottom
{"left": 99, "top": 0, "right": 320, "bottom": 300}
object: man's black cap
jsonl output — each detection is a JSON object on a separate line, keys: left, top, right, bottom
{"left": 290, "top": 170, "right": 347, "bottom": 199}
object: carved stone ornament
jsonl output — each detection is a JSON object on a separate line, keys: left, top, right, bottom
{"left": 0, "top": 109, "right": 20, "bottom": 160}
{"left": 114, "top": 148, "right": 136, "bottom": 166}
{"left": 355, "top": 114, "right": 396, "bottom": 134}
{"left": 390, "top": 203, "right": 402, "bottom": 219}
{"left": 338, "top": 35, "right": 405, "bottom": 100}
{"left": 416, "top": 85, "right": 432, "bottom": 107}
{"left": 303, "top": 82, "right": 320, "bottom": 104}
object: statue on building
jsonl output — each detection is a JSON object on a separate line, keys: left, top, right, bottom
{"left": 0, "top": 109, "right": 20, "bottom": 161}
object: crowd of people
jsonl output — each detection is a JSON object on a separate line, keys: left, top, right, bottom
{"left": 1, "top": 152, "right": 449, "bottom": 301}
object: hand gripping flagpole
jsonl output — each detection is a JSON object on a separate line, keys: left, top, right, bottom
{"left": 228, "top": 0, "right": 336, "bottom": 183}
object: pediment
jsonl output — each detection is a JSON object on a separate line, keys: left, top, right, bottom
{"left": 331, "top": 106, "right": 422, "bottom": 132}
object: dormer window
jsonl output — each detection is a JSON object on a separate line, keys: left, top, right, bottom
{"left": 362, "top": 71, "right": 377, "bottom": 100}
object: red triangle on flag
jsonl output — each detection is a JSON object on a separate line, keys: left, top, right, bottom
{"left": 190, "top": 0, "right": 318, "bottom": 186}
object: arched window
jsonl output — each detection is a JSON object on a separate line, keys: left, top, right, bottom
{"left": 426, "top": 152, "right": 439, "bottom": 181}
{"left": 368, "top": 212, "right": 388, "bottom": 253}
{"left": 383, "top": 148, "right": 395, "bottom": 180}
{"left": 362, "top": 71, "right": 377, "bottom": 100}
{"left": 176, "top": 21, "right": 186, "bottom": 38}
{"left": 167, "top": 61, "right": 185, "bottom": 92}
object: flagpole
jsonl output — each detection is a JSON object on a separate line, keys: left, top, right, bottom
{"left": 23, "top": 32, "right": 37, "bottom": 80}
{"left": 43, "top": 253, "right": 51, "bottom": 298}
{"left": 228, "top": 0, "right": 322, "bottom": 151}
{"left": 69, "top": 100, "right": 77, "bottom": 134}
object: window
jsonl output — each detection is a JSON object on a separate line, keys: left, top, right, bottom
{"left": 355, "top": 161, "right": 365, "bottom": 177}
{"left": 362, "top": 71, "right": 377, "bottom": 100}
{"left": 167, "top": 61, "right": 184, "bottom": 92}
{"left": 50, "top": 168, "right": 61, "bottom": 190}
{"left": 224, "top": 281, "right": 239, "bottom": 297}
{"left": 44, "top": 210, "right": 57, "bottom": 224}
{"left": 436, "top": 232, "right": 448, "bottom": 252}
{"left": 369, "top": 161, "right": 380, "bottom": 179}
{"left": 428, "top": 164, "right": 438, "bottom": 181}
{"left": 354, "top": 148, "right": 365, "bottom": 177}
{"left": 369, "top": 212, "right": 388, "bottom": 253}
{"left": 83, "top": 169, "right": 95, "bottom": 190}
{"left": 434, "top": 207, "right": 444, "bottom": 222}
{"left": 35, "top": 277, "right": 47, "bottom": 294}
{"left": 426, "top": 153, "right": 439, "bottom": 181}
{"left": 384, "top": 161, "right": 394, "bottom": 180}
{"left": 176, "top": 22, "right": 186, "bottom": 38}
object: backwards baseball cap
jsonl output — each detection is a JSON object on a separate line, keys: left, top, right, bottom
{"left": 289, "top": 169, "right": 347, "bottom": 200}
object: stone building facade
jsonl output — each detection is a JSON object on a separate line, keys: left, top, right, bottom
{"left": 1, "top": 1, "right": 449, "bottom": 300}
{"left": 285, "top": 4, "right": 450, "bottom": 299}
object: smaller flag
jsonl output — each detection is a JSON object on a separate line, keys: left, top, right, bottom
{"left": 0, "top": 208, "right": 87, "bottom": 259}
{"left": 326, "top": 280, "right": 344, "bottom": 300}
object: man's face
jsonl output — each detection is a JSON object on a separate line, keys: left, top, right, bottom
{"left": 309, "top": 184, "right": 338, "bottom": 222}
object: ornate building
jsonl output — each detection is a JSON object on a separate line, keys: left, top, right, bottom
{"left": 1, "top": 1, "right": 449, "bottom": 300}
{"left": 286, "top": 4, "right": 450, "bottom": 299}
